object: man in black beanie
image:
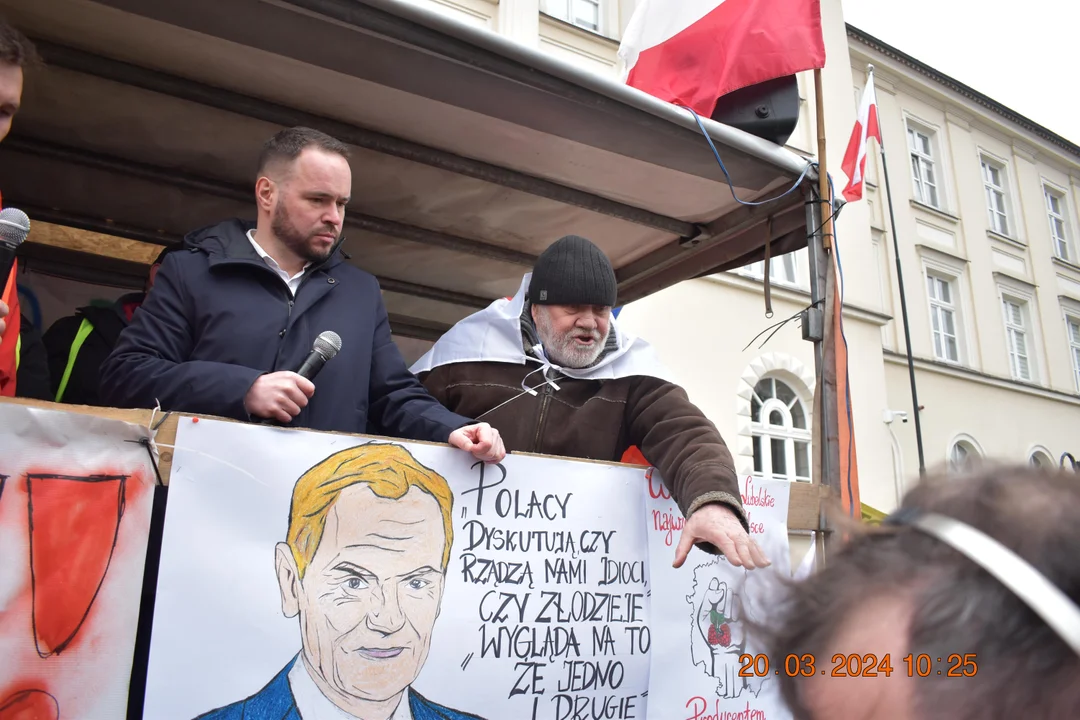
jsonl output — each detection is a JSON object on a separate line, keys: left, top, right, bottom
{"left": 412, "top": 235, "right": 768, "bottom": 570}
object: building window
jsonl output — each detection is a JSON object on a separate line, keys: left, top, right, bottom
{"left": 750, "top": 378, "right": 811, "bottom": 483}
{"left": 541, "top": 0, "right": 601, "bottom": 32}
{"left": 1045, "top": 186, "right": 1073, "bottom": 262}
{"left": 927, "top": 273, "right": 960, "bottom": 363}
{"left": 743, "top": 252, "right": 798, "bottom": 286}
{"left": 1030, "top": 448, "right": 1055, "bottom": 468}
{"left": 949, "top": 438, "right": 981, "bottom": 472}
{"left": 872, "top": 230, "right": 894, "bottom": 349}
{"left": 907, "top": 126, "right": 940, "bottom": 208}
{"left": 1002, "top": 297, "right": 1032, "bottom": 381}
{"left": 981, "top": 157, "right": 1010, "bottom": 236}
{"left": 871, "top": 230, "right": 888, "bottom": 312}
{"left": 1068, "top": 315, "right": 1080, "bottom": 392}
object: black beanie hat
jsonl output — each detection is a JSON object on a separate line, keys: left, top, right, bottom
{"left": 528, "top": 235, "right": 618, "bottom": 307}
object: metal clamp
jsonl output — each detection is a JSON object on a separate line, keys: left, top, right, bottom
{"left": 801, "top": 306, "right": 824, "bottom": 342}
{"left": 678, "top": 224, "right": 710, "bottom": 248}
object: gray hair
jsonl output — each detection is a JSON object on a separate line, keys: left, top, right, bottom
{"left": 757, "top": 463, "right": 1080, "bottom": 719}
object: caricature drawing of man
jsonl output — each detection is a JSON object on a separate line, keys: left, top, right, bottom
{"left": 198, "top": 443, "right": 483, "bottom": 720}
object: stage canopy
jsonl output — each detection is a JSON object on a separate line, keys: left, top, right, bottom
{"left": 0, "top": 0, "right": 816, "bottom": 339}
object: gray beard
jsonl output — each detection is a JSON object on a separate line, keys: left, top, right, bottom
{"left": 532, "top": 305, "right": 610, "bottom": 369}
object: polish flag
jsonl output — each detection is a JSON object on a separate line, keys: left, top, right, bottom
{"left": 618, "top": 0, "right": 826, "bottom": 118}
{"left": 840, "top": 69, "right": 881, "bottom": 202}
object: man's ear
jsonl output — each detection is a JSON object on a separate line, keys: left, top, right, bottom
{"left": 255, "top": 176, "right": 276, "bottom": 214}
{"left": 275, "top": 542, "right": 302, "bottom": 618}
{"left": 530, "top": 304, "right": 539, "bottom": 324}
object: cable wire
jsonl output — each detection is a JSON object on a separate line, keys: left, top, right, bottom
{"left": 685, "top": 106, "right": 815, "bottom": 207}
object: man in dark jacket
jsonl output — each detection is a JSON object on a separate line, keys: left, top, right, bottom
{"left": 100, "top": 127, "right": 503, "bottom": 462}
{"left": 413, "top": 235, "right": 768, "bottom": 569}
{"left": 43, "top": 244, "right": 182, "bottom": 406}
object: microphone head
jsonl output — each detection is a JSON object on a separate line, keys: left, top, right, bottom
{"left": 313, "top": 331, "right": 342, "bottom": 360}
{"left": 0, "top": 207, "right": 30, "bottom": 247}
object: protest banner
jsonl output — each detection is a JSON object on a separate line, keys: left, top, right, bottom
{"left": 643, "top": 471, "right": 793, "bottom": 720}
{"left": 143, "top": 417, "right": 652, "bottom": 720}
{"left": 0, "top": 400, "right": 803, "bottom": 720}
{"left": 0, "top": 404, "right": 156, "bottom": 720}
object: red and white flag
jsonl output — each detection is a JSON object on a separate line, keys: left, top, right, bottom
{"left": 840, "top": 68, "right": 881, "bottom": 202}
{"left": 618, "top": 0, "right": 826, "bottom": 118}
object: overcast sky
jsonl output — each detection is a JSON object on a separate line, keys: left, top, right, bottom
{"left": 841, "top": 0, "right": 1080, "bottom": 146}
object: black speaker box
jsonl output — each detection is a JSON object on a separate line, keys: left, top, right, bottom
{"left": 710, "top": 74, "right": 801, "bottom": 147}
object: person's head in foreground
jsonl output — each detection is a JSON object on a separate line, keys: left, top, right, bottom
{"left": 275, "top": 443, "right": 453, "bottom": 716}
{"left": 0, "top": 17, "right": 36, "bottom": 143}
{"left": 761, "top": 463, "right": 1080, "bottom": 719}
{"left": 527, "top": 234, "right": 617, "bottom": 369}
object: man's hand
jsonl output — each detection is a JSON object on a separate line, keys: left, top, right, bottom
{"left": 674, "top": 503, "right": 771, "bottom": 570}
{"left": 449, "top": 422, "right": 506, "bottom": 464}
{"left": 244, "top": 371, "right": 315, "bottom": 424}
{"left": 0, "top": 299, "right": 7, "bottom": 337}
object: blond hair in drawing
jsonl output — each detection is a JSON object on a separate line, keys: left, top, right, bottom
{"left": 285, "top": 443, "right": 455, "bottom": 577}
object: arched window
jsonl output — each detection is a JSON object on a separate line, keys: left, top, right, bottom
{"left": 948, "top": 436, "right": 982, "bottom": 472}
{"left": 1029, "top": 447, "right": 1054, "bottom": 468}
{"left": 751, "top": 378, "right": 811, "bottom": 483}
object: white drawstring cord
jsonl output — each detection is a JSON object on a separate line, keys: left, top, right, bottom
{"left": 145, "top": 405, "right": 267, "bottom": 487}
{"left": 473, "top": 346, "right": 563, "bottom": 421}
{"left": 149, "top": 439, "right": 267, "bottom": 487}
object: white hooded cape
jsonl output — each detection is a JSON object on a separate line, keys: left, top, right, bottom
{"left": 410, "top": 274, "right": 680, "bottom": 384}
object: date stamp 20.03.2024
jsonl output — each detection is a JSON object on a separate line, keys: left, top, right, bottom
{"left": 738, "top": 653, "right": 979, "bottom": 678}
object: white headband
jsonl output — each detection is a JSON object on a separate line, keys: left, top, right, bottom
{"left": 900, "top": 512, "right": 1080, "bottom": 657}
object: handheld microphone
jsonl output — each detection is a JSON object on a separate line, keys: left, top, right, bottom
{"left": 296, "top": 331, "right": 342, "bottom": 381}
{"left": 0, "top": 208, "right": 30, "bottom": 292}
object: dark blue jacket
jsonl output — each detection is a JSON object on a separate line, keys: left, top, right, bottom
{"left": 195, "top": 655, "right": 485, "bottom": 720}
{"left": 99, "top": 219, "right": 472, "bottom": 442}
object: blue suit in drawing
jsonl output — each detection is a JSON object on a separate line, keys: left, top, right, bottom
{"left": 196, "top": 655, "right": 483, "bottom": 720}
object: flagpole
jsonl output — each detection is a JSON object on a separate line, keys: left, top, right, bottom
{"left": 811, "top": 67, "right": 833, "bottom": 566}
{"left": 813, "top": 69, "right": 833, "bottom": 250}
{"left": 870, "top": 65, "right": 927, "bottom": 476}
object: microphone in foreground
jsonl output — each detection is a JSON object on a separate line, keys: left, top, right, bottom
{"left": 0, "top": 207, "right": 31, "bottom": 288}
{"left": 296, "top": 331, "right": 342, "bottom": 381}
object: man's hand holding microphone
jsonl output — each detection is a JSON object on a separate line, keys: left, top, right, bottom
{"left": 243, "top": 330, "right": 505, "bottom": 464}
{"left": 244, "top": 370, "right": 316, "bottom": 424}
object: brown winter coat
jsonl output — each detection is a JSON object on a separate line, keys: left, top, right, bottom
{"left": 419, "top": 360, "right": 748, "bottom": 532}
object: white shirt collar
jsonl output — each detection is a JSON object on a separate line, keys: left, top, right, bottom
{"left": 287, "top": 655, "right": 414, "bottom": 720}
{"left": 247, "top": 229, "right": 310, "bottom": 296}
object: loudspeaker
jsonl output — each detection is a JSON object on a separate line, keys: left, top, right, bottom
{"left": 710, "top": 75, "right": 800, "bottom": 147}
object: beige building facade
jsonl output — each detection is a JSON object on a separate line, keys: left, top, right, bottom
{"left": 393, "top": 0, "right": 1080, "bottom": 516}
{"left": 848, "top": 30, "right": 1080, "bottom": 488}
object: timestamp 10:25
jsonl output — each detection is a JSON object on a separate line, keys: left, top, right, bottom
{"left": 738, "top": 653, "right": 979, "bottom": 678}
